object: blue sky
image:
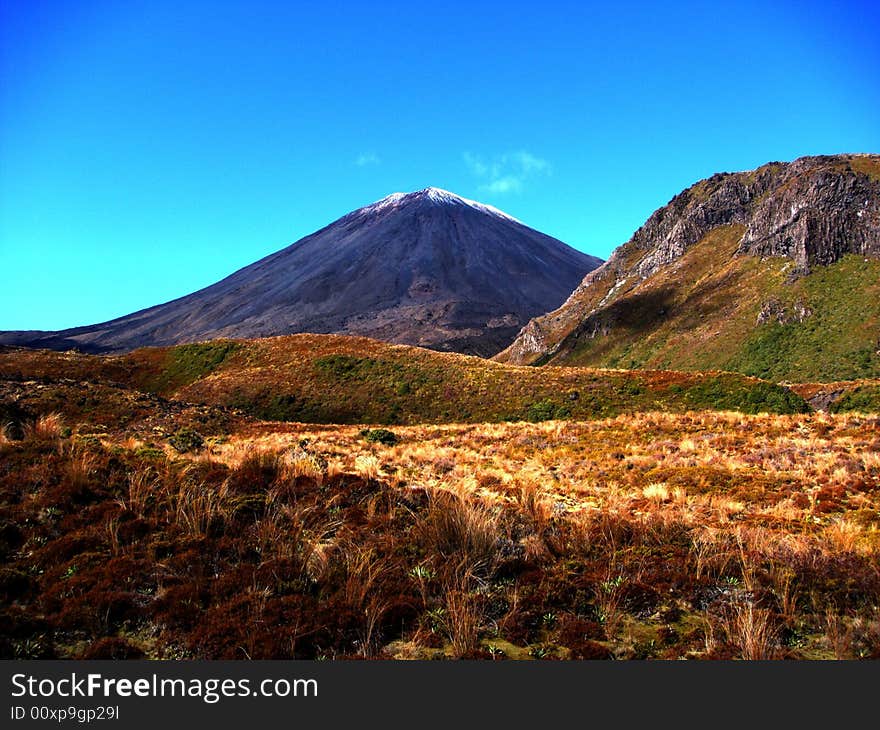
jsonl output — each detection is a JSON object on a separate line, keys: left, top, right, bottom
{"left": 1, "top": 0, "right": 878, "bottom": 330}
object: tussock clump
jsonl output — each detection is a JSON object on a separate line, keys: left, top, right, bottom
{"left": 173, "top": 481, "right": 232, "bottom": 538}
{"left": 354, "top": 454, "right": 381, "bottom": 481}
{"left": 281, "top": 446, "right": 326, "bottom": 481}
{"left": 24, "top": 413, "right": 64, "bottom": 441}
{"left": 443, "top": 575, "right": 485, "bottom": 658}
{"left": 226, "top": 450, "right": 282, "bottom": 494}
{"left": 418, "top": 489, "right": 500, "bottom": 577}
{"left": 642, "top": 483, "right": 670, "bottom": 503}
{"left": 718, "top": 600, "right": 781, "bottom": 660}
{"left": 514, "top": 480, "right": 552, "bottom": 530}
{"left": 119, "top": 466, "right": 160, "bottom": 517}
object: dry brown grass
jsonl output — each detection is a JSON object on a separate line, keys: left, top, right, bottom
{"left": 282, "top": 447, "right": 325, "bottom": 481}
{"left": 200, "top": 409, "right": 879, "bottom": 659}
{"left": 119, "top": 466, "right": 160, "bottom": 517}
{"left": 721, "top": 600, "right": 781, "bottom": 660}
{"left": 173, "top": 481, "right": 231, "bottom": 537}
{"left": 418, "top": 488, "right": 500, "bottom": 578}
{"left": 333, "top": 541, "right": 396, "bottom": 657}
{"left": 354, "top": 454, "right": 380, "bottom": 481}
{"left": 824, "top": 610, "right": 854, "bottom": 659}
{"left": 25, "top": 412, "right": 64, "bottom": 440}
{"left": 823, "top": 519, "right": 865, "bottom": 554}
{"left": 443, "top": 575, "right": 484, "bottom": 658}
{"left": 5, "top": 402, "right": 878, "bottom": 660}
{"left": 214, "top": 411, "right": 879, "bottom": 535}
{"left": 642, "top": 482, "right": 670, "bottom": 503}
{"left": 64, "top": 445, "right": 99, "bottom": 491}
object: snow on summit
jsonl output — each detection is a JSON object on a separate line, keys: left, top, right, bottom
{"left": 362, "top": 187, "right": 523, "bottom": 224}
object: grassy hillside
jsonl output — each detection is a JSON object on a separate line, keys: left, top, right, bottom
{"left": 172, "top": 335, "right": 810, "bottom": 422}
{"left": 0, "top": 335, "right": 809, "bottom": 429}
{"left": 725, "top": 257, "right": 880, "bottom": 381}
{"left": 501, "top": 154, "right": 880, "bottom": 383}
{"left": 541, "top": 229, "right": 880, "bottom": 382}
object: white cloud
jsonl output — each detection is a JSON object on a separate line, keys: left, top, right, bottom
{"left": 481, "top": 176, "right": 523, "bottom": 194}
{"left": 463, "top": 150, "right": 551, "bottom": 194}
{"left": 509, "top": 151, "right": 550, "bottom": 175}
{"left": 463, "top": 151, "right": 489, "bottom": 177}
{"left": 355, "top": 152, "right": 380, "bottom": 167}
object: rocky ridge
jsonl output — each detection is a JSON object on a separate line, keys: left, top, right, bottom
{"left": 498, "top": 154, "right": 880, "bottom": 368}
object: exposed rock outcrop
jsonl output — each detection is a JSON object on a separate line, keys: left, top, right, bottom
{"left": 756, "top": 298, "right": 813, "bottom": 326}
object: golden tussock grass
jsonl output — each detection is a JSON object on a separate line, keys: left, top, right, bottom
{"left": 24, "top": 412, "right": 64, "bottom": 441}
{"left": 16, "top": 406, "right": 874, "bottom": 659}
{"left": 195, "top": 412, "right": 880, "bottom": 571}
{"left": 720, "top": 600, "right": 781, "bottom": 660}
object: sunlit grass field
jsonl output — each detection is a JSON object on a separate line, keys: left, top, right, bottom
{"left": 3, "top": 406, "right": 878, "bottom": 660}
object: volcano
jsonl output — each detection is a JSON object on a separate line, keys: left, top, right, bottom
{"left": 1, "top": 187, "right": 601, "bottom": 357}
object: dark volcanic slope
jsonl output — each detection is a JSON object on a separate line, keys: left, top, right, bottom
{"left": 0, "top": 188, "right": 601, "bottom": 357}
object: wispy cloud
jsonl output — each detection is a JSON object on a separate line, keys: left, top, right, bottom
{"left": 481, "top": 176, "right": 523, "bottom": 194}
{"left": 463, "top": 150, "right": 551, "bottom": 194}
{"left": 355, "top": 151, "right": 380, "bottom": 167}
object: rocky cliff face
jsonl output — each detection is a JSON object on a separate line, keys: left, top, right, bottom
{"left": 497, "top": 154, "right": 880, "bottom": 377}
{"left": 626, "top": 154, "right": 879, "bottom": 279}
{"left": 738, "top": 157, "right": 879, "bottom": 269}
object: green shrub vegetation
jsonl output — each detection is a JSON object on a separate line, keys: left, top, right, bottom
{"left": 830, "top": 386, "right": 880, "bottom": 414}
{"left": 360, "top": 428, "right": 400, "bottom": 446}
{"left": 143, "top": 341, "right": 242, "bottom": 392}
{"left": 525, "top": 399, "right": 571, "bottom": 422}
{"left": 134, "top": 445, "right": 166, "bottom": 459}
{"left": 676, "top": 376, "right": 810, "bottom": 415}
{"left": 168, "top": 427, "right": 205, "bottom": 453}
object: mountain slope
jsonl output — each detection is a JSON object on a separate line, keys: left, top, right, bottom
{"left": 0, "top": 188, "right": 601, "bottom": 357}
{"left": 497, "top": 154, "right": 880, "bottom": 381}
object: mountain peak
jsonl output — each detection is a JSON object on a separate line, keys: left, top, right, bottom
{"left": 362, "top": 187, "right": 523, "bottom": 224}
{"left": 416, "top": 186, "right": 454, "bottom": 197}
